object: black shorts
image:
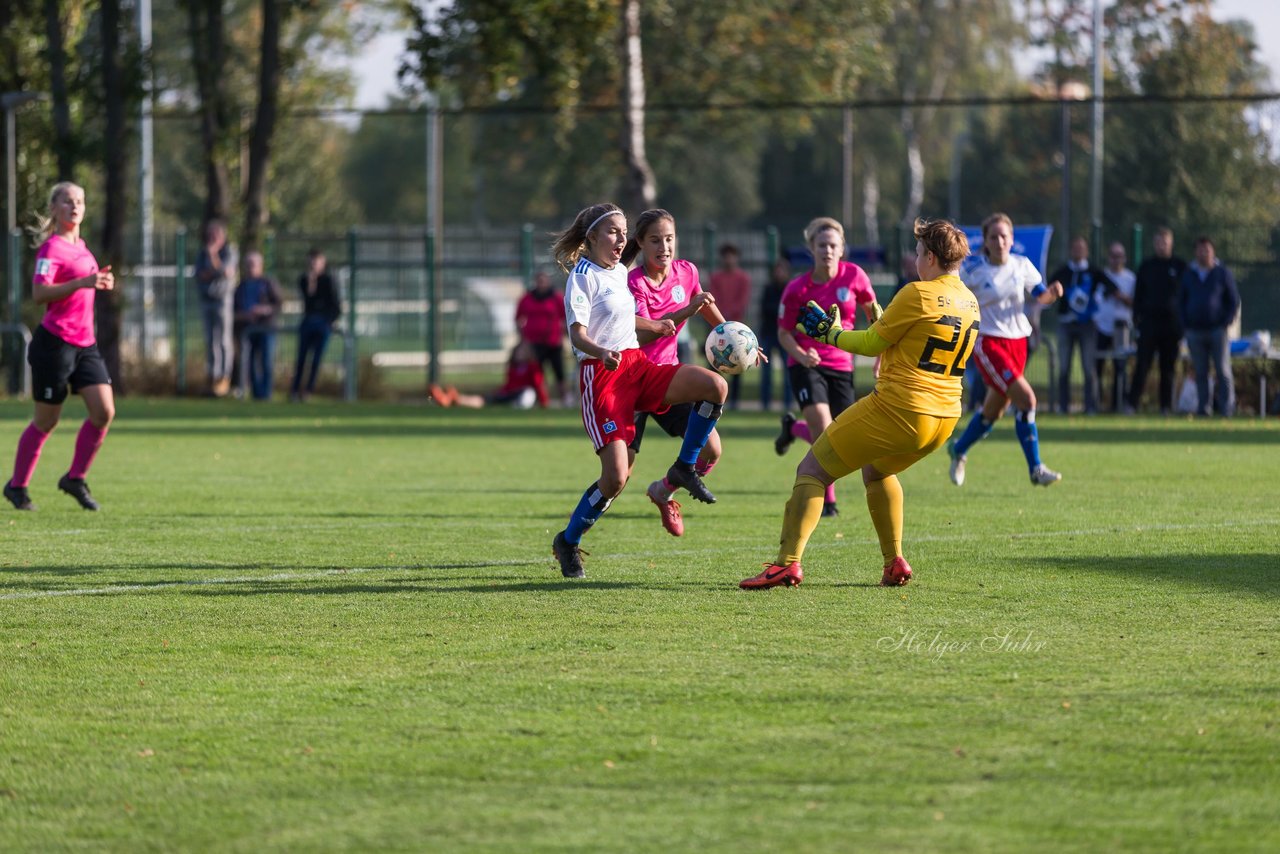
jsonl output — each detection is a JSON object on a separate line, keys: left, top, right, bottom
{"left": 28, "top": 325, "right": 112, "bottom": 405}
{"left": 788, "top": 364, "right": 855, "bottom": 417}
{"left": 629, "top": 403, "right": 692, "bottom": 454}
{"left": 531, "top": 343, "right": 566, "bottom": 383}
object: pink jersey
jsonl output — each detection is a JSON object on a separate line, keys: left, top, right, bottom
{"left": 779, "top": 261, "right": 875, "bottom": 372}
{"left": 34, "top": 234, "right": 100, "bottom": 347}
{"left": 628, "top": 259, "right": 702, "bottom": 366}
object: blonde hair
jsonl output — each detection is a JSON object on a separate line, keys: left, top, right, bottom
{"left": 28, "top": 181, "right": 83, "bottom": 247}
{"left": 620, "top": 208, "right": 674, "bottom": 267}
{"left": 980, "top": 212, "right": 1014, "bottom": 259}
{"left": 803, "top": 216, "right": 844, "bottom": 248}
{"left": 551, "top": 203, "right": 625, "bottom": 272}
{"left": 913, "top": 218, "right": 970, "bottom": 270}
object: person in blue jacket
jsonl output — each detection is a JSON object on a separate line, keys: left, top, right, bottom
{"left": 1180, "top": 236, "right": 1240, "bottom": 417}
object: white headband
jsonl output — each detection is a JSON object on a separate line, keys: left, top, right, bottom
{"left": 585, "top": 210, "right": 621, "bottom": 234}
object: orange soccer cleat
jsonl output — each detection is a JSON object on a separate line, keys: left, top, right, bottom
{"left": 740, "top": 561, "right": 804, "bottom": 590}
{"left": 880, "top": 556, "right": 913, "bottom": 587}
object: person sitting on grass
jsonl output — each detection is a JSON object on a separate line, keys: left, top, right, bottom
{"left": 430, "top": 341, "right": 550, "bottom": 409}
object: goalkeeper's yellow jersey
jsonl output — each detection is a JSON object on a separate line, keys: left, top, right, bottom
{"left": 869, "top": 274, "right": 981, "bottom": 417}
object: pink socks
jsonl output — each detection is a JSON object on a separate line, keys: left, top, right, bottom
{"left": 10, "top": 423, "right": 50, "bottom": 488}
{"left": 68, "top": 421, "right": 108, "bottom": 480}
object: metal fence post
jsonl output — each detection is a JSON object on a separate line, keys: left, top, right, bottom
{"left": 175, "top": 227, "right": 187, "bottom": 396}
{"left": 426, "top": 231, "right": 439, "bottom": 386}
{"left": 520, "top": 223, "right": 534, "bottom": 289}
{"left": 7, "top": 229, "right": 22, "bottom": 395}
{"left": 345, "top": 228, "right": 357, "bottom": 402}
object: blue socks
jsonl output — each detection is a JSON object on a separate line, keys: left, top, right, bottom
{"left": 677, "top": 400, "right": 723, "bottom": 465}
{"left": 1014, "top": 409, "right": 1042, "bottom": 471}
{"left": 952, "top": 411, "right": 993, "bottom": 457}
{"left": 564, "top": 481, "right": 613, "bottom": 544}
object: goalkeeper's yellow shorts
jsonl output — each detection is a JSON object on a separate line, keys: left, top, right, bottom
{"left": 811, "top": 391, "right": 958, "bottom": 479}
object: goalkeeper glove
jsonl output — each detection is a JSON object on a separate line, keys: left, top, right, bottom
{"left": 870, "top": 300, "right": 884, "bottom": 322}
{"left": 798, "top": 300, "right": 843, "bottom": 346}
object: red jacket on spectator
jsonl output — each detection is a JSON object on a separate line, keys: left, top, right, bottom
{"left": 516, "top": 289, "right": 565, "bottom": 347}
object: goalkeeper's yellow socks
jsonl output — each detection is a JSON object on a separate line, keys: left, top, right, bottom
{"left": 865, "top": 475, "right": 904, "bottom": 566}
{"left": 776, "top": 474, "right": 826, "bottom": 565}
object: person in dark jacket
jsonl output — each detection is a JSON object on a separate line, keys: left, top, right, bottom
{"left": 289, "top": 248, "right": 342, "bottom": 402}
{"left": 1047, "top": 236, "right": 1117, "bottom": 414}
{"left": 1180, "top": 236, "right": 1240, "bottom": 417}
{"left": 234, "top": 251, "right": 285, "bottom": 401}
{"left": 1125, "top": 227, "right": 1186, "bottom": 415}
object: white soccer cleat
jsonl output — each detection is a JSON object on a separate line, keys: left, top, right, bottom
{"left": 1030, "top": 465, "right": 1062, "bottom": 487}
{"left": 948, "top": 452, "right": 966, "bottom": 486}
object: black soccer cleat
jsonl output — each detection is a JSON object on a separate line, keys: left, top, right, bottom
{"left": 665, "top": 463, "right": 716, "bottom": 505}
{"left": 775, "top": 412, "right": 798, "bottom": 456}
{"left": 58, "top": 474, "right": 100, "bottom": 511}
{"left": 4, "top": 480, "right": 34, "bottom": 511}
{"left": 821, "top": 501, "right": 839, "bottom": 518}
{"left": 552, "top": 531, "right": 586, "bottom": 578}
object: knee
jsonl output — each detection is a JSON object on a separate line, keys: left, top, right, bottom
{"left": 706, "top": 371, "right": 728, "bottom": 403}
{"left": 598, "top": 472, "right": 627, "bottom": 498}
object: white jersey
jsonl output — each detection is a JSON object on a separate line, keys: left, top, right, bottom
{"left": 564, "top": 256, "right": 639, "bottom": 361}
{"left": 960, "top": 253, "right": 1043, "bottom": 340}
{"left": 1094, "top": 266, "right": 1135, "bottom": 334}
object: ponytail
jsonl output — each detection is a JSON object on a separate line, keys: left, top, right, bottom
{"left": 551, "top": 203, "right": 624, "bottom": 272}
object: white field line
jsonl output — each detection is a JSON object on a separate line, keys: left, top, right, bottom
{"left": 2, "top": 517, "right": 1273, "bottom": 602}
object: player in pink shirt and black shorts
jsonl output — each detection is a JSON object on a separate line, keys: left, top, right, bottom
{"left": 774, "top": 217, "right": 880, "bottom": 517}
{"left": 548, "top": 203, "right": 728, "bottom": 579}
{"left": 624, "top": 209, "right": 740, "bottom": 538}
{"left": 4, "top": 182, "right": 116, "bottom": 512}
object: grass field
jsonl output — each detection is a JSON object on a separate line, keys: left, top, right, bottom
{"left": 1, "top": 398, "right": 1277, "bottom": 852}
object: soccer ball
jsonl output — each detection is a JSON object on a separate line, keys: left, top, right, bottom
{"left": 704, "top": 321, "right": 759, "bottom": 376}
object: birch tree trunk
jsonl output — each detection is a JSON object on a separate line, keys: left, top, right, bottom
{"left": 620, "top": 0, "right": 655, "bottom": 212}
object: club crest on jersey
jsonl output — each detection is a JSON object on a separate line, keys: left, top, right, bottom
{"left": 35, "top": 259, "right": 52, "bottom": 276}
{"left": 602, "top": 420, "right": 617, "bottom": 434}
{"left": 574, "top": 293, "right": 587, "bottom": 304}
{"left": 837, "top": 287, "right": 850, "bottom": 302}
{"left": 672, "top": 285, "right": 686, "bottom": 303}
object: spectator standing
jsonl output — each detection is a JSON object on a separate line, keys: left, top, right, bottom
{"left": 233, "top": 251, "right": 284, "bottom": 401}
{"left": 516, "top": 270, "right": 570, "bottom": 406}
{"left": 1180, "top": 236, "right": 1239, "bottom": 417}
{"left": 708, "top": 243, "right": 752, "bottom": 409}
{"left": 1094, "top": 242, "right": 1135, "bottom": 412}
{"left": 194, "top": 219, "right": 237, "bottom": 397}
{"left": 1047, "top": 236, "right": 1117, "bottom": 414}
{"left": 757, "top": 257, "right": 792, "bottom": 411}
{"left": 290, "top": 248, "right": 341, "bottom": 402}
{"left": 1126, "top": 227, "right": 1186, "bottom": 415}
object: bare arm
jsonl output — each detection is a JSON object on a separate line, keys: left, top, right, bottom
{"left": 778, "top": 326, "right": 820, "bottom": 368}
{"left": 635, "top": 315, "right": 676, "bottom": 344}
{"left": 33, "top": 267, "right": 114, "bottom": 305}
{"left": 569, "top": 322, "right": 622, "bottom": 370}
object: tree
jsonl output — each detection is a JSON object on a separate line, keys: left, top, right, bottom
{"left": 184, "top": 0, "right": 233, "bottom": 226}
{"left": 97, "top": 0, "right": 133, "bottom": 392}
{"left": 242, "top": 0, "right": 283, "bottom": 252}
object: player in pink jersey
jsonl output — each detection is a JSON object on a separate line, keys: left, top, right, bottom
{"left": 549, "top": 203, "right": 728, "bottom": 579}
{"left": 622, "top": 209, "right": 759, "bottom": 537}
{"left": 774, "top": 217, "right": 880, "bottom": 517}
{"left": 4, "top": 182, "right": 116, "bottom": 512}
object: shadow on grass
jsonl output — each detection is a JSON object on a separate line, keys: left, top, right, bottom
{"left": 1022, "top": 552, "right": 1280, "bottom": 597}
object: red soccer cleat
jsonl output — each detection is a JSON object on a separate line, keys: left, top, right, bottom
{"left": 740, "top": 562, "right": 804, "bottom": 590}
{"left": 880, "top": 556, "right": 913, "bottom": 587}
{"left": 647, "top": 489, "right": 684, "bottom": 537}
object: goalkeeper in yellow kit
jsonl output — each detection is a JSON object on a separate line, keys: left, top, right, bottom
{"left": 741, "top": 218, "right": 980, "bottom": 589}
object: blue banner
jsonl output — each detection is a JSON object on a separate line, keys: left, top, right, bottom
{"left": 960, "top": 224, "right": 1054, "bottom": 277}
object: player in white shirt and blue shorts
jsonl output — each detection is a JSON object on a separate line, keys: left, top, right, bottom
{"left": 549, "top": 203, "right": 728, "bottom": 579}
{"left": 948, "top": 212, "right": 1064, "bottom": 487}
